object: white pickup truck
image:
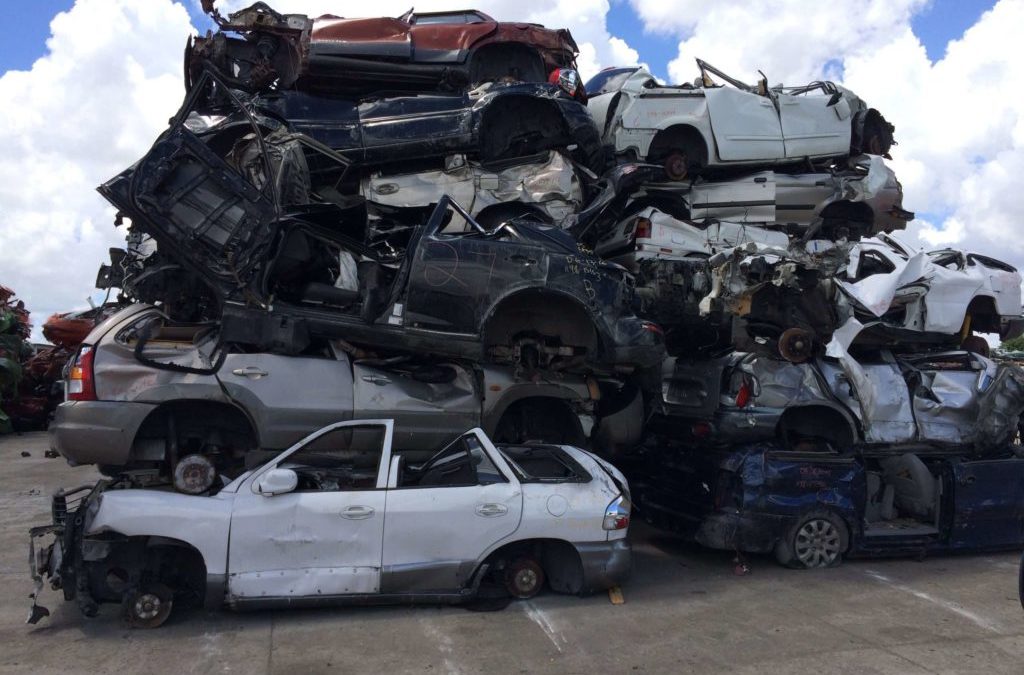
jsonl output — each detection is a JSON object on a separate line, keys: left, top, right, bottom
{"left": 29, "top": 420, "right": 631, "bottom": 627}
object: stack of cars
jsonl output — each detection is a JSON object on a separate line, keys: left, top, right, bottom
{"left": 26, "top": 0, "right": 1024, "bottom": 630}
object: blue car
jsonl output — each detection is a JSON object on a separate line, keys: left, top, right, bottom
{"left": 634, "top": 443, "right": 1024, "bottom": 568}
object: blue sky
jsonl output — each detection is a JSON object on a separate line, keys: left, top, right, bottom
{"left": 4, "top": 0, "right": 998, "bottom": 75}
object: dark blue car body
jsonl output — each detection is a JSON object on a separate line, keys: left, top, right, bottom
{"left": 634, "top": 443, "right": 1024, "bottom": 563}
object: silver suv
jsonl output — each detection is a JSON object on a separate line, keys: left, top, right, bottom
{"left": 51, "top": 305, "right": 641, "bottom": 491}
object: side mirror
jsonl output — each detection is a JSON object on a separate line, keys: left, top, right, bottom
{"left": 826, "top": 92, "right": 843, "bottom": 107}
{"left": 257, "top": 468, "right": 298, "bottom": 496}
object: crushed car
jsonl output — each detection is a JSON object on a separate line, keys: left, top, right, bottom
{"left": 29, "top": 420, "right": 631, "bottom": 627}
{"left": 586, "top": 60, "right": 894, "bottom": 179}
{"left": 97, "top": 88, "right": 663, "bottom": 373}
{"left": 632, "top": 437, "right": 1024, "bottom": 569}
{"left": 191, "top": 2, "right": 582, "bottom": 95}
{"left": 654, "top": 349, "right": 1024, "bottom": 451}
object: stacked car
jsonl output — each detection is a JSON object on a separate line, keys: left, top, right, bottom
{"left": 30, "top": 2, "right": 1024, "bottom": 627}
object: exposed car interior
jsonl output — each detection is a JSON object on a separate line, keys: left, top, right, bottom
{"left": 863, "top": 453, "right": 942, "bottom": 537}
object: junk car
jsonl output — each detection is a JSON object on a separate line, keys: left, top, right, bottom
{"left": 632, "top": 439, "right": 1024, "bottom": 569}
{"left": 29, "top": 420, "right": 631, "bottom": 627}
{"left": 586, "top": 60, "right": 894, "bottom": 180}
{"left": 96, "top": 83, "right": 663, "bottom": 374}
{"left": 190, "top": 2, "right": 581, "bottom": 95}
{"left": 50, "top": 304, "right": 645, "bottom": 491}
{"left": 655, "top": 349, "right": 1024, "bottom": 452}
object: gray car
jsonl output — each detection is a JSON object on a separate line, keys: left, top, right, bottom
{"left": 654, "top": 350, "right": 1024, "bottom": 451}
{"left": 52, "top": 305, "right": 642, "bottom": 492}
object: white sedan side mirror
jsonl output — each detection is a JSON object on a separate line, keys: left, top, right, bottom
{"left": 257, "top": 468, "right": 298, "bottom": 496}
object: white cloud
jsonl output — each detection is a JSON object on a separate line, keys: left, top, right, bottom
{"left": 0, "top": 0, "right": 193, "bottom": 340}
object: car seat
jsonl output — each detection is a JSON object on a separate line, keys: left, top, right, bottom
{"left": 879, "top": 454, "right": 936, "bottom": 520}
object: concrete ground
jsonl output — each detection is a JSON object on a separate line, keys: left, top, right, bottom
{"left": 3, "top": 432, "right": 1024, "bottom": 675}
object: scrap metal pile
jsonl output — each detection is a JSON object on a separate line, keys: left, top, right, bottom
{"left": 92, "top": 2, "right": 1023, "bottom": 459}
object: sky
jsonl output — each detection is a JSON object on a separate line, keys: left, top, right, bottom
{"left": 1, "top": 0, "right": 1021, "bottom": 342}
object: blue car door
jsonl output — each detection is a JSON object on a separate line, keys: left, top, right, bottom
{"left": 949, "top": 458, "right": 1024, "bottom": 549}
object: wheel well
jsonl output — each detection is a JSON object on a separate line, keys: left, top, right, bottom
{"left": 966, "top": 295, "right": 1000, "bottom": 333}
{"left": 130, "top": 400, "right": 258, "bottom": 467}
{"left": 477, "top": 539, "right": 584, "bottom": 594}
{"left": 776, "top": 406, "right": 856, "bottom": 451}
{"left": 478, "top": 96, "right": 568, "bottom": 163}
{"left": 647, "top": 125, "right": 709, "bottom": 167}
{"left": 819, "top": 201, "right": 875, "bottom": 239}
{"left": 492, "top": 397, "right": 587, "bottom": 447}
{"left": 86, "top": 535, "right": 207, "bottom": 605}
{"left": 484, "top": 290, "right": 598, "bottom": 356}
{"left": 469, "top": 43, "right": 546, "bottom": 84}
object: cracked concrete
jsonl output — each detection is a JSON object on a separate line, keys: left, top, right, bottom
{"left": 3, "top": 432, "right": 1023, "bottom": 674}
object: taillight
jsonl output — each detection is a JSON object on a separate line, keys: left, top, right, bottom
{"left": 603, "top": 495, "right": 630, "bottom": 530}
{"left": 634, "top": 217, "right": 652, "bottom": 240}
{"left": 549, "top": 68, "right": 585, "bottom": 102}
{"left": 67, "top": 345, "right": 97, "bottom": 401}
{"left": 735, "top": 379, "right": 751, "bottom": 408}
{"left": 641, "top": 321, "right": 664, "bottom": 336}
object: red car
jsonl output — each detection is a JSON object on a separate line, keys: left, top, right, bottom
{"left": 192, "top": 2, "right": 580, "bottom": 94}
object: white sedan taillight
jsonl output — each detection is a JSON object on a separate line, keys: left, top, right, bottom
{"left": 67, "top": 345, "right": 97, "bottom": 401}
{"left": 603, "top": 495, "right": 630, "bottom": 531}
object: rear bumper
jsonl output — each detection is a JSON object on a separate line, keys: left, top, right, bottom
{"left": 695, "top": 510, "right": 793, "bottom": 554}
{"left": 575, "top": 538, "right": 632, "bottom": 592}
{"left": 50, "top": 401, "right": 156, "bottom": 467}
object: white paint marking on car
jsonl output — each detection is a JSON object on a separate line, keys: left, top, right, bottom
{"left": 864, "top": 569, "right": 1002, "bottom": 633}
{"left": 419, "top": 615, "right": 463, "bottom": 675}
{"left": 523, "top": 600, "right": 567, "bottom": 652}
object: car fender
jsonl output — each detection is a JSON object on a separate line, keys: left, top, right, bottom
{"left": 85, "top": 490, "right": 234, "bottom": 577}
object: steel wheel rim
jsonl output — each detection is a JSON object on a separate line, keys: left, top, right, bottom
{"left": 794, "top": 519, "right": 841, "bottom": 567}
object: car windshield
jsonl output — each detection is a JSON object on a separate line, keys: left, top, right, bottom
{"left": 585, "top": 68, "right": 638, "bottom": 96}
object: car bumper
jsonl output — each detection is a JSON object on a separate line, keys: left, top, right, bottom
{"left": 575, "top": 538, "right": 632, "bottom": 592}
{"left": 50, "top": 401, "right": 157, "bottom": 467}
{"left": 695, "top": 510, "right": 792, "bottom": 554}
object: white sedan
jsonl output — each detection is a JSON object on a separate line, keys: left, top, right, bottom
{"left": 586, "top": 60, "right": 894, "bottom": 179}
{"left": 28, "top": 420, "right": 631, "bottom": 627}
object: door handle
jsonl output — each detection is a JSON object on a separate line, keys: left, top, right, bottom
{"left": 341, "top": 505, "right": 375, "bottom": 520}
{"left": 232, "top": 366, "right": 268, "bottom": 378}
{"left": 475, "top": 503, "right": 508, "bottom": 517}
{"left": 361, "top": 375, "right": 391, "bottom": 386}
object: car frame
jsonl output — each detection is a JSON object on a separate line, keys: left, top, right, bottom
{"left": 586, "top": 60, "right": 894, "bottom": 179}
{"left": 29, "top": 420, "right": 631, "bottom": 627}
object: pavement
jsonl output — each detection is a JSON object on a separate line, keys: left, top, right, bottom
{"left": 3, "top": 431, "right": 1024, "bottom": 675}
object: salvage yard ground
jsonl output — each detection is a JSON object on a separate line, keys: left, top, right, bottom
{"left": 3, "top": 433, "right": 1024, "bottom": 675}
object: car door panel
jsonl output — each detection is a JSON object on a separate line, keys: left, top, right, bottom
{"left": 219, "top": 353, "right": 355, "bottom": 450}
{"left": 352, "top": 362, "right": 478, "bottom": 453}
{"left": 687, "top": 171, "right": 776, "bottom": 223}
{"left": 703, "top": 87, "right": 784, "bottom": 161}
{"left": 777, "top": 93, "right": 850, "bottom": 157}
{"left": 227, "top": 421, "right": 392, "bottom": 600}
{"left": 950, "top": 459, "right": 1024, "bottom": 549}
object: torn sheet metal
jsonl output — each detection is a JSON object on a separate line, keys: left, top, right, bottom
{"left": 362, "top": 152, "right": 583, "bottom": 228}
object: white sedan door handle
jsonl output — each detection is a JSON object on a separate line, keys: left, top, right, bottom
{"left": 341, "top": 505, "right": 375, "bottom": 520}
{"left": 475, "top": 503, "right": 508, "bottom": 517}
{"left": 232, "top": 366, "right": 269, "bottom": 378}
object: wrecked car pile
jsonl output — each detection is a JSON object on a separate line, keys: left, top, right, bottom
{"left": 24, "top": 0, "right": 1024, "bottom": 630}
{"left": 0, "top": 286, "right": 32, "bottom": 433}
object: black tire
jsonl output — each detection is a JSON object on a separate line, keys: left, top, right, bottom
{"left": 123, "top": 582, "right": 174, "bottom": 629}
{"left": 774, "top": 510, "right": 849, "bottom": 569}
{"left": 505, "top": 557, "right": 545, "bottom": 599}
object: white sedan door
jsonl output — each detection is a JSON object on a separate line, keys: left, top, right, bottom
{"left": 777, "top": 92, "right": 851, "bottom": 158}
{"left": 703, "top": 87, "right": 785, "bottom": 161}
{"left": 226, "top": 421, "right": 393, "bottom": 601}
{"left": 381, "top": 430, "right": 522, "bottom": 593}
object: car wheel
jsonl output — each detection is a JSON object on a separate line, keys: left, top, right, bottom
{"left": 505, "top": 557, "right": 545, "bottom": 599}
{"left": 775, "top": 510, "right": 848, "bottom": 569}
{"left": 663, "top": 152, "right": 688, "bottom": 181}
{"left": 777, "top": 327, "right": 814, "bottom": 363}
{"left": 123, "top": 582, "right": 173, "bottom": 629}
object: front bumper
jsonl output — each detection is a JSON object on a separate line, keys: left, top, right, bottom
{"left": 574, "top": 538, "right": 632, "bottom": 592}
{"left": 695, "top": 510, "right": 793, "bottom": 554}
{"left": 50, "top": 400, "right": 157, "bottom": 466}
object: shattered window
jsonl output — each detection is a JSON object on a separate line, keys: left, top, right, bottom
{"left": 411, "top": 434, "right": 508, "bottom": 487}
{"left": 281, "top": 425, "right": 385, "bottom": 491}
